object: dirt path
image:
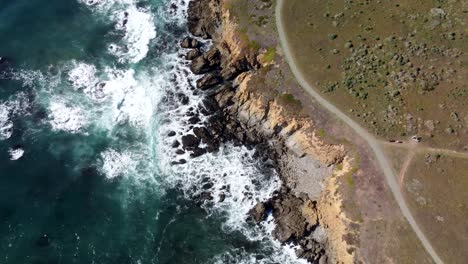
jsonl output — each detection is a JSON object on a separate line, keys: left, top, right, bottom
{"left": 275, "top": 1, "right": 443, "bottom": 263}
{"left": 381, "top": 141, "right": 468, "bottom": 159}
{"left": 398, "top": 151, "right": 415, "bottom": 185}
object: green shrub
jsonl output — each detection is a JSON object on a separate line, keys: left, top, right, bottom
{"left": 263, "top": 47, "right": 276, "bottom": 63}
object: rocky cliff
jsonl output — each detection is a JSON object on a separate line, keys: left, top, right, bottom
{"left": 181, "top": 0, "right": 356, "bottom": 262}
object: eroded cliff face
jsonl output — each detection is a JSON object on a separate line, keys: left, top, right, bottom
{"left": 215, "top": 62, "right": 356, "bottom": 264}
{"left": 183, "top": 0, "right": 357, "bottom": 262}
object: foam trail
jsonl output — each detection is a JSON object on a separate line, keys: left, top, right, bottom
{"left": 0, "top": 92, "right": 32, "bottom": 140}
{"left": 79, "top": 0, "right": 157, "bottom": 63}
{"left": 0, "top": 103, "right": 13, "bottom": 140}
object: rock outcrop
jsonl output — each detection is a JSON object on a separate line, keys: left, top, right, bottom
{"left": 181, "top": 0, "right": 355, "bottom": 263}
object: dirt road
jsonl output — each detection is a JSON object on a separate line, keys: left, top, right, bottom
{"left": 275, "top": 1, "right": 443, "bottom": 263}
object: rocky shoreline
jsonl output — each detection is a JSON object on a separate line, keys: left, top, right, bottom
{"left": 170, "top": 0, "right": 354, "bottom": 263}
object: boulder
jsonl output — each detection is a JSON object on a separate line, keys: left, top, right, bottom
{"left": 190, "top": 147, "right": 207, "bottom": 158}
{"left": 190, "top": 56, "right": 209, "bottom": 74}
{"left": 186, "top": 49, "right": 201, "bottom": 60}
{"left": 171, "top": 140, "right": 180, "bottom": 148}
{"left": 181, "top": 134, "right": 200, "bottom": 149}
{"left": 177, "top": 93, "right": 190, "bottom": 105}
{"left": 188, "top": 115, "right": 201, "bottom": 124}
{"left": 204, "top": 47, "right": 221, "bottom": 66}
{"left": 250, "top": 202, "right": 267, "bottom": 223}
{"left": 180, "top": 36, "right": 200, "bottom": 49}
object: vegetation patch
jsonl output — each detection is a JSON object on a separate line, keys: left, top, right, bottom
{"left": 280, "top": 93, "right": 301, "bottom": 106}
{"left": 263, "top": 47, "right": 276, "bottom": 63}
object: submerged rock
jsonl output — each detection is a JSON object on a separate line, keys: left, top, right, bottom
{"left": 36, "top": 234, "right": 51, "bottom": 248}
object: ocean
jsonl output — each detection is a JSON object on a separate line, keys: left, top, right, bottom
{"left": 0, "top": 0, "right": 306, "bottom": 263}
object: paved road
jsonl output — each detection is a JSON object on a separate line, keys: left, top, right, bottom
{"left": 275, "top": 1, "right": 443, "bottom": 263}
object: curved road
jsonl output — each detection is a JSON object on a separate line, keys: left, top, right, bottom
{"left": 275, "top": 1, "right": 443, "bottom": 263}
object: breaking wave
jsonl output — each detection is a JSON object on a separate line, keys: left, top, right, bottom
{"left": 0, "top": 0, "right": 308, "bottom": 263}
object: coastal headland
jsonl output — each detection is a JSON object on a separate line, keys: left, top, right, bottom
{"left": 171, "top": 0, "right": 463, "bottom": 262}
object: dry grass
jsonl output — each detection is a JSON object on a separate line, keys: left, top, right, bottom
{"left": 403, "top": 153, "right": 468, "bottom": 263}
{"left": 282, "top": 0, "right": 467, "bottom": 151}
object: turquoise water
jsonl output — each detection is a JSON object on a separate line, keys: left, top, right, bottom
{"left": 0, "top": 1, "right": 305, "bottom": 263}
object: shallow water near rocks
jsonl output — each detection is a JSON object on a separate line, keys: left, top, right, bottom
{"left": 0, "top": 0, "right": 307, "bottom": 263}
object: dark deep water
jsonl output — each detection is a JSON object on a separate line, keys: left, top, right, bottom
{"left": 0, "top": 0, "right": 305, "bottom": 263}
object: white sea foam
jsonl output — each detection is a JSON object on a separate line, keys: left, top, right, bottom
{"left": 100, "top": 148, "right": 139, "bottom": 179}
{"left": 8, "top": 68, "right": 61, "bottom": 89}
{"left": 79, "top": 0, "right": 156, "bottom": 63}
{"left": 113, "top": 5, "right": 156, "bottom": 63}
{"left": 0, "top": 103, "right": 13, "bottom": 140}
{"left": 0, "top": 93, "right": 32, "bottom": 140}
{"left": 68, "top": 62, "right": 99, "bottom": 91}
{"left": 8, "top": 148, "right": 24, "bottom": 161}
{"left": 153, "top": 29, "right": 307, "bottom": 263}
{"left": 99, "top": 67, "right": 156, "bottom": 129}
{"left": 48, "top": 100, "right": 88, "bottom": 133}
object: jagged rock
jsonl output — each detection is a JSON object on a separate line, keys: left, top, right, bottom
{"left": 190, "top": 147, "right": 207, "bottom": 158}
{"left": 181, "top": 134, "right": 200, "bottom": 149}
{"left": 250, "top": 202, "right": 267, "bottom": 223}
{"left": 220, "top": 58, "right": 251, "bottom": 80}
{"left": 204, "top": 47, "right": 222, "bottom": 66}
{"left": 191, "top": 47, "right": 222, "bottom": 74}
{"left": 197, "top": 73, "right": 222, "bottom": 90}
{"left": 193, "top": 127, "right": 211, "bottom": 141}
{"left": 190, "top": 56, "right": 210, "bottom": 74}
{"left": 201, "top": 97, "right": 220, "bottom": 114}
{"left": 190, "top": 48, "right": 221, "bottom": 74}
{"left": 188, "top": 115, "right": 201, "bottom": 124}
{"left": 187, "top": 0, "right": 220, "bottom": 39}
{"left": 271, "top": 194, "right": 315, "bottom": 243}
{"left": 184, "top": 1, "right": 332, "bottom": 262}
{"left": 186, "top": 49, "right": 201, "bottom": 60}
{"left": 177, "top": 93, "right": 190, "bottom": 105}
